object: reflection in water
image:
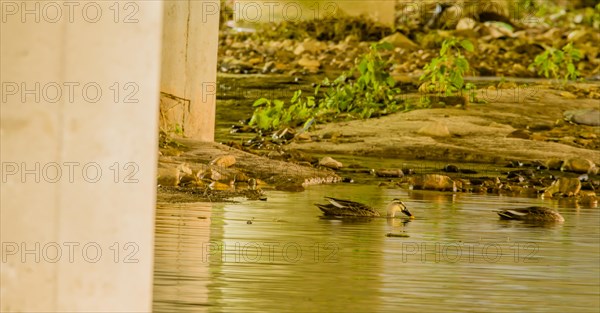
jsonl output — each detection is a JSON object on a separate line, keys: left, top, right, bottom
{"left": 153, "top": 185, "right": 600, "bottom": 313}
{"left": 153, "top": 202, "right": 213, "bottom": 312}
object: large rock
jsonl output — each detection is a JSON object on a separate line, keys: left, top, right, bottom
{"left": 564, "top": 109, "right": 600, "bottom": 126}
{"left": 545, "top": 177, "right": 581, "bottom": 197}
{"left": 157, "top": 166, "right": 180, "bottom": 187}
{"left": 456, "top": 18, "right": 477, "bottom": 30}
{"left": 379, "top": 32, "right": 419, "bottom": 51}
{"left": 410, "top": 174, "right": 456, "bottom": 192}
{"left": 156, "top": 163, "right": 194, "bottom": 186}
{"left": 561, "top": 158, "right": 598, "bottom": 174}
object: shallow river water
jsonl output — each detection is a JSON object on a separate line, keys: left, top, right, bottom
{"left": 153, "top": 184, "right": 600, "bottom": 313}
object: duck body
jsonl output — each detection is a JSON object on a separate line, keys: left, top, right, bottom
{"left": 496, "top": 206, "right": 565, "bottom": 223}
{"left": 316, "top": 197, "right": 380, "bottom": 217}
{"left": 315, "top": 197, "right": 413, "bottom": 218}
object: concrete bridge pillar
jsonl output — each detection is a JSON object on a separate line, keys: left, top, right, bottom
{"left": 160, "top": 1, "right": 221, "bottom": 141}
{"left": 1, "top": 1, "right": 163, "bottom": 311}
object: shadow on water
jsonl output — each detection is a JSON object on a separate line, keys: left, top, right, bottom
{"left": 154, "top": 184, "right": 600, "bottom": 313}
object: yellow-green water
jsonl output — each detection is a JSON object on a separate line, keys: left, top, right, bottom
{"left": 153, "top": 184, "right": 600, "bottom": 312}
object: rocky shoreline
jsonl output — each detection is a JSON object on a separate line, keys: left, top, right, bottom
{"left": 157, "top": 3, "right": 599, "bottom": 204}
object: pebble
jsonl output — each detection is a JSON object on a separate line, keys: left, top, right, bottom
{"left": 375, "top": 169, "right": 404, "bottom": 178}
{"left": 211, "top": 155, "right": 236, "bottom": 168}
{"left": 443, "top": 164, "right": 460, "bottom": 173}
{"left": 319, "top": 156, "right": 343, "bottom": 170}
{"left": 528, "top": 122, "right": 553, "bottom": 132}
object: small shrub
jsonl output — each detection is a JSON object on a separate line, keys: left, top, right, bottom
{"left": 419, "top": 38, "right": 475, "bottom": 103}
{"left": 528, "top": 42, "right": 582, "bottom": 82}
{"left": 249, "top": 42, "right": 408, "bottom": 132}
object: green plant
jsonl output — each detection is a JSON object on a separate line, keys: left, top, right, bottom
{"left": 320, "top": 42, "right": 403, "bottom": 118}
{"left": 528, "top": 42, "right": 582, "bottom": 81}
{"left": 249, "top": 42, "right": 407, "bottom": 132}
{"left": 173, "top": 123, "right": 184, "bottom": 136}
{"left": 419, "top": 38, "right": 475, "bottom": 101}
{"left": 249, "top": 90, "right": 317, "bottom": 131}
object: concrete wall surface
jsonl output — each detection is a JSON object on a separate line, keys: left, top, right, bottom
{"left": 1, "top": 1, "right": 163, "bottom": 311}
{"left": 160, "top": 0, "right": 220, "bottom": 141}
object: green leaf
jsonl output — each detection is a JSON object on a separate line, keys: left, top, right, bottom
{"left": 440, "top": 40, "right": 450, "bottom": 56}
{"left": 291, "top": 90, "right": 301, "bottom": 103}
{"left": 257, "top": 111, "right": 272, "bottom": 130}
{"left": 455, "top": 58, "right": 469, "bottom": 72}
{"left": 302, "top": 118, "right": 315, "bottom": 131}
{"left": 271, "top": 116, "right": 280, "bottom": 129}
{"left": 386, "top": 76, "right": 396, "bottom": 87}
{"left": 460, "top": 39, "right": 474, "bottom": 52}
{"left": 358, "top": 58, "right": 368, "bottom": 75}
{"left": 314, "top": 84, "right": 321, "bottom": 96}
{"left": 490, "top": 22, "right": 513, "bottom": 32}
{"left": 375, "top": 41, "right": 394, "bottom": 51}
{"left": 274, "top": 100, "right": 284, "bottom": 111}
{"left": 252, "top": 98, "right": 270, "bottom": 107}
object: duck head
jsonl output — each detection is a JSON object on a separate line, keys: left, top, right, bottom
{"left": 387, "top": 199, "right": 414, "bottom": 218}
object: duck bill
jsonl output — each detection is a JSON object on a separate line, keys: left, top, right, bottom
{"left": 402, "top": 209, "right": 415, "bottom": 219}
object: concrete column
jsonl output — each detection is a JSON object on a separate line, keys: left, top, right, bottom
{"left": 160, "top": 0, "right": 221, "bottom": 141}
{"left": 233, "top": 0, "right": 396, "bottom": 26}
{"left": 1, "top": 1, "right": 162, "bottom": 311}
